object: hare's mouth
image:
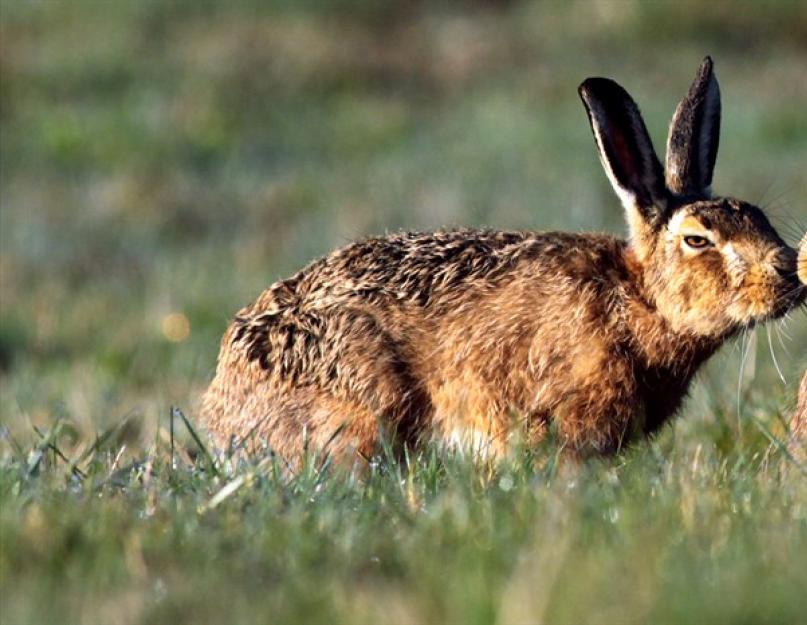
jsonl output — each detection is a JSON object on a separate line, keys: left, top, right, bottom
{"left": 731, "top": 279, "right": 805, "bottom": 328}
{"left": 767, "top": 281, "right": 807, "bottom": 321}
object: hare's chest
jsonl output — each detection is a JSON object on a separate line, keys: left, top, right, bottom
{"left": 636, "top": 364, "right": 698, "bottom": 435}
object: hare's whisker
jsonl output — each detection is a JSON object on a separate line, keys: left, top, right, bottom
{"left": 774, "top": 321, "right": 792, "bottom": 359}
{"left": 767, "top": 326, "right": 786, "bottom": 385}
{"left": 737, "top": 328, "right": 750, "bottom": 425}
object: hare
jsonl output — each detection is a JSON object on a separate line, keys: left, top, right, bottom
{"left": 202, "top": 57, "right": 805, "bottom": 463}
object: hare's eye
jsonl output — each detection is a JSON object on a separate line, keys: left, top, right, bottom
{"left": 684, "top": 235, "right": 712, "bottom": 249}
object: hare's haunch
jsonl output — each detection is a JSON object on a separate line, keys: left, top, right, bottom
{"left": 202, "top": 58, "right": 806, "bottom": 463}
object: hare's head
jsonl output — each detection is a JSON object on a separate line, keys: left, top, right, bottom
{"left": 580, "top": 57, "right": 805, "bottom": 337}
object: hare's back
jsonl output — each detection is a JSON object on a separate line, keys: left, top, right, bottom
{"left": 247, "top": 228, "right": 626, "bottom": 316}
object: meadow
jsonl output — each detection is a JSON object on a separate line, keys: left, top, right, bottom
{"left": 1, "top": 2, "right": 807, "bottom": 623}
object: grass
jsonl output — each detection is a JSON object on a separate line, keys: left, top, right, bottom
{"left": 2, "top": 410, "right": 807, "bottom": 625}
{"left": 1, "top": 1, "right": 807, "bottom": 624}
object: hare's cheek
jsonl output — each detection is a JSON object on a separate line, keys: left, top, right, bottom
{"left": 689, "top": 280, "right": 728, "bottom": 322}
{"left": 685, "top": 254, "right": 730, "bottom": 307}
{"left": 720, "top": 246, "right": 748, "bottom": 290}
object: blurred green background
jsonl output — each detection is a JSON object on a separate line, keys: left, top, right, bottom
{"left": 3, "top": 3, "right": 807, "bottom": 625}
{"left": 1, "top": 0, "right": 806, "bottom": 437}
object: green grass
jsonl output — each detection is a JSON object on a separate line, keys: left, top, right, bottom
{"left": 1, "top": 1, "right": 807, "bottom": 623}
{"left": 2, "top": 412, "right": 807, "bottom": 625}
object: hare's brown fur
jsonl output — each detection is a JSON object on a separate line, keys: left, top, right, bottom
{"left": 203, "top": 223, "right": 792, "bottom": 460}
{"left": 202, "top": 58, "right": 805, "bottom": 463}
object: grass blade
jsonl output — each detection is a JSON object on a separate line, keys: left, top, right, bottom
{"left": 172, "top": 406, "right": 219, "bottom": 477}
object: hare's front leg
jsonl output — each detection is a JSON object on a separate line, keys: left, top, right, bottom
{"left": 552, "top": 362, "right": 639, "bottom": 456}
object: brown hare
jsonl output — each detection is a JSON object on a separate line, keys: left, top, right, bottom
{"left": 202, "top": 57, "right": 805, "bottom": 463}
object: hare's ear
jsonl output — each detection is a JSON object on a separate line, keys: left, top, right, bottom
{"left": 665, "top": 56, "right": 721, "bottom": 196}
{"left": 579, "top": 77, "right": 668, "bottom": 238}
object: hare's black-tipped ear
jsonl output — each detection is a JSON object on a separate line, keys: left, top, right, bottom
{"left": 666, "top": 56, "right": 721, "bottom": 196}
{"left": 579, "top": 77, "right": 667, "bottom": 231}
